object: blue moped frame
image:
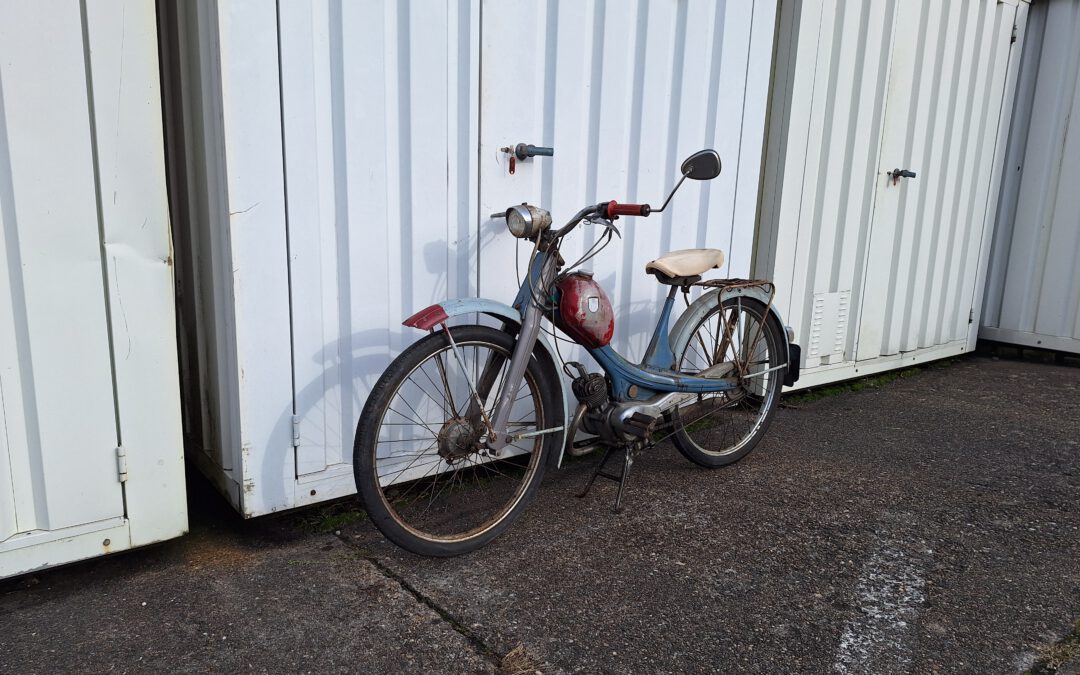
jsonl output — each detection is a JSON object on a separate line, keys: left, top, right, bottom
{"left": 511, "top": 250, "right": 789, "bottom": 402}
{"left": 405, "top": 249, "right": 793, "bottom": 467}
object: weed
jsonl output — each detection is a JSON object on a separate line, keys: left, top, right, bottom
{"left": 1030, "top": 619, "right": 1080, "bottom": 673}
{"left": 296, "top": 501, "right": 367, "bottom": 534}
{"left": 782, "top": 358, "right": 959, "bottom": 406}
{"left": 501, "top": 644, "right": 547, "bottom": 675}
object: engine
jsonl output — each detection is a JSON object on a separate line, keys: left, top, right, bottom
{"left": 568, "top": 363, "right": 659, "bottom": 444}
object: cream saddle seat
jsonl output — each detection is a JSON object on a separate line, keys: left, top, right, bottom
{"left": 645, "top": 248, "right": 725, "bottom": 286}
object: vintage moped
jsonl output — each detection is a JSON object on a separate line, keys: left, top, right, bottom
{"left": 353, "top": 149, "right": 800, "bottom": 556}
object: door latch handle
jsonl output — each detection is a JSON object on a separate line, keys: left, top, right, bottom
{"left": 513, "top": 143, "right": 554, "bottom": 160}
{"left": 888, "top": 168, "right": 917, "bottom": 186}
{"left": 500, "top": 143, "right": 554, "bottom": 175}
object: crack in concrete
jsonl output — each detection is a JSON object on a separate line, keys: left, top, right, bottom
{"left": 334, "top": 533, "right": 504, "bottom": 670}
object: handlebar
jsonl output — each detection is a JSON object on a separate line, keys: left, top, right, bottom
{"left": 605, "top": 201, "right": 652, "bottom": 218}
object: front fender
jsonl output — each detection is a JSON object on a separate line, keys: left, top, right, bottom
{"left": 669, "top": 286, "right": 799, "bottom": 386}
{"left": 404, "top": 298, "right": 570, "bottom": 468}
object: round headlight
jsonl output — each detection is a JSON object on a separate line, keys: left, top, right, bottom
{"left": 506, "top": 205, "right": 532, "bottom": 238}
{"left": 504, "top": 204, "right": 552, "bottom": 239}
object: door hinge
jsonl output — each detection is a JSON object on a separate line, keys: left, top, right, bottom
{"left": 291, "top": 415, "right": 301, "bottom": 448}
{"left": 969, "top": 308, "right": 975, "bottom": 324}
{"left": 116, "top": 446, "right": 128, "bottom": 483}
{"left": 1011, "top": 24, "right": 1017, "bottom": 45}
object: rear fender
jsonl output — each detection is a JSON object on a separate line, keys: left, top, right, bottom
{"left": 668, "top": 286, "right": 799, "bottom": 386}
{"left": 404, "top": 298, "right": 570, "bottom": 468}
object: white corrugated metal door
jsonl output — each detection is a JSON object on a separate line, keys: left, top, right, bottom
{"left": 1, "top": 0, "right": 186, "bottom": 578}
{"left": 0, "top": 4, "right": 126, "bottom": 542}
{"left": 760, "top": 0, "right": 1023, "bottom": 386}
{"left": 479, "top": 0, "right": 775, "bottom": 361}
{"left": 278, "top": 2, "right": 478, "bottom": 488}
{"left": 982, "top": 0, "right": 1080, "bottom": 354}
{"left": 264, "top": 0, "right": 775, "bottom": 512}
{"left": 857, "top": 0, "right": 1019, "bottom": 362}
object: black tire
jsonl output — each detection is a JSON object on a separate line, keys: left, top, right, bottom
{"left": 666, "top": 296, "right": 785, "bottom": 468}
{"left": 353, "top": 325, "right": 561, "bottom": 556}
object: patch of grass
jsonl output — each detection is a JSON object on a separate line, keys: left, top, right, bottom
{"left": 782, "top": 357, "right": 959, "bottom": 406}
{"left": 500, "top": 644, "right": 547, "bottom": 675}
{"left": 682, "top": 415, "right": 720, "bottom": 434}
{"left": 295, "top": 501, "right": 367, "bottom": 534}
{"left": 1030, "top": 620, "right": 1080, "bottom": 673}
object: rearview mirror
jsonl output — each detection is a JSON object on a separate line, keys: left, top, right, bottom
{"left": 680, "top": 150, "right": 722, "bottom": 180}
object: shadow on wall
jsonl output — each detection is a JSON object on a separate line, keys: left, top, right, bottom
{"left": 259, "top": 328, "right": 405, "bottom": 511}
{"left": 258, "top": 222, "right": 705, "bottom": 508}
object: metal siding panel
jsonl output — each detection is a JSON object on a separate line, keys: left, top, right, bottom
{"left": 1037, "top": 75, "right": 1080, "bottom": 339}
{"left": 173, "top": 0, "right": 774, "bottom": 513}
{"left": 865, "top": 0, "right": 1014, "bottom": 358}
{"left": 855, "top": 0, "right": 918, "bottom": 361}
{"left": 764, "top": 0, "right": 827, "bottom": 346}
{"left": 0, "top": 372, "right": 14, "bottom": 542}
{"left": 763, "top": 0, "right": 1019, "bottom": 384}
{"left": 771, "top": 1, "right": 894, "bottom": 368}
{"left": 915, "top": 0, "right": 975, "bottom": 350}
{"left": 983, "top": 0, "right": 1080, "bottom": 352}
{"left": 911, "top": 1, "right": 967, "bottom": 350}
{"left": 280, "top": 1, "right": 473, "bottom": 484}
{"left": 982, "top": 2, "right": 1043, "bottom": 330}
{"left": 885, "top": 2, "right": 942, "bottom": 355}
{"left": 968, "top": 0, "right": 1029, "bottom": 349}
{"left": 0, "top": 1, "right": 124, "bottom": 534}
{"left": 215, "top": 1, "right": 295, "bottom": 514}
{"left": 480, "top": 0, "right": 769, "bottom": 363}
{"left": 83, "top": 0, "right": 187, "bottom": 546}
{"left": 933, "top": 0, "right": 988, "bottom": 346}
{"left": 952, "top": 5, "right": 1015, "bottom": 343}
{"left": 998, "top": 6, "right": 1076, "bottom": 332}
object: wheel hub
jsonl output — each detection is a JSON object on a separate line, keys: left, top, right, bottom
{"left": 437, "top": 418, "right": 479, "bottom": 462}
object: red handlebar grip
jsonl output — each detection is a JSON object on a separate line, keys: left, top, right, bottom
{"left": 606, "top": 201, "right": 652, "bottom": 218}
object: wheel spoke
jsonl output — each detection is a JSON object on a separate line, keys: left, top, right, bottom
{"left": 671, "top": 299, "right": 780, "bottom": 463}
{"left": 357, "top": 328, "right": 549, "bottom": 551}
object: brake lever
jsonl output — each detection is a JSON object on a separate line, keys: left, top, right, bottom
{"left": 585, "top": 216, "right": 622, "bottom": 238}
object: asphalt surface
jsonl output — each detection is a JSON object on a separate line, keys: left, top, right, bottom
{"left": 2, "top": 354, "right": 1078, "bottom": 673}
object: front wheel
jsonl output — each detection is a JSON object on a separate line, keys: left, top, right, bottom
{"left": 666, "top": 296, "right": 785, "bottom": 468}
{"left": 353, "top": 325, "right": 559, "bottom": 556}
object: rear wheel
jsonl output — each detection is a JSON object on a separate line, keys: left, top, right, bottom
{"left": 667, "top": 296, "right": 785, "bottom": 467}
{"left": 353, "top": 325, "right": 558, "bottom": 556}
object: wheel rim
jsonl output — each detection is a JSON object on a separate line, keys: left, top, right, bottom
{"left": 371, "top": 338, "right": 544, "bottom": 543}
{"left": 672, "top": 298, "right": 780, "bottom": 457}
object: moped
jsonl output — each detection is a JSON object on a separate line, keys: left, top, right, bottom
{"left": 353, "top": 149, "right": 800, "bottom": 556}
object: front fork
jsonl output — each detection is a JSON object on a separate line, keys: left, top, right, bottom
{"left": 449, "top": 253, "right": 558, "bottom": 453}
{"left": 482, "top": 300, "right": 546, "bottom": 452}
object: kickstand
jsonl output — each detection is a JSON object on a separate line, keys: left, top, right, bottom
{"left": 576, "top": 444, "right": 636, "bottom": 513}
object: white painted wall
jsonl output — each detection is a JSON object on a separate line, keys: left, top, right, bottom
{"left": 982, "top": 0, "right": 1080, "bottom": 354}
{"left": 758, "top": 0, "right": 1028, "bottom": 388}
{"left": 165, "top": 0, "right": 777, "bottom": 516}
{"left": 0, "top": 0, "right": 186, "bottom": 579}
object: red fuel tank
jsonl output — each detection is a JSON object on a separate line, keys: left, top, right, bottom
{"left": 554, "top": 272, "right": 615, "bottom": 348}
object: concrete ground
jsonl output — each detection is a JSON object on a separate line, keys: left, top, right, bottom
{"left": 1, "top": 354, "right": 1078, "bottom": 673}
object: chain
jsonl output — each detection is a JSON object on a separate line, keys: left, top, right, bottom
{"left": 648, "top": 393, "right": 750, "bottom": 448}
